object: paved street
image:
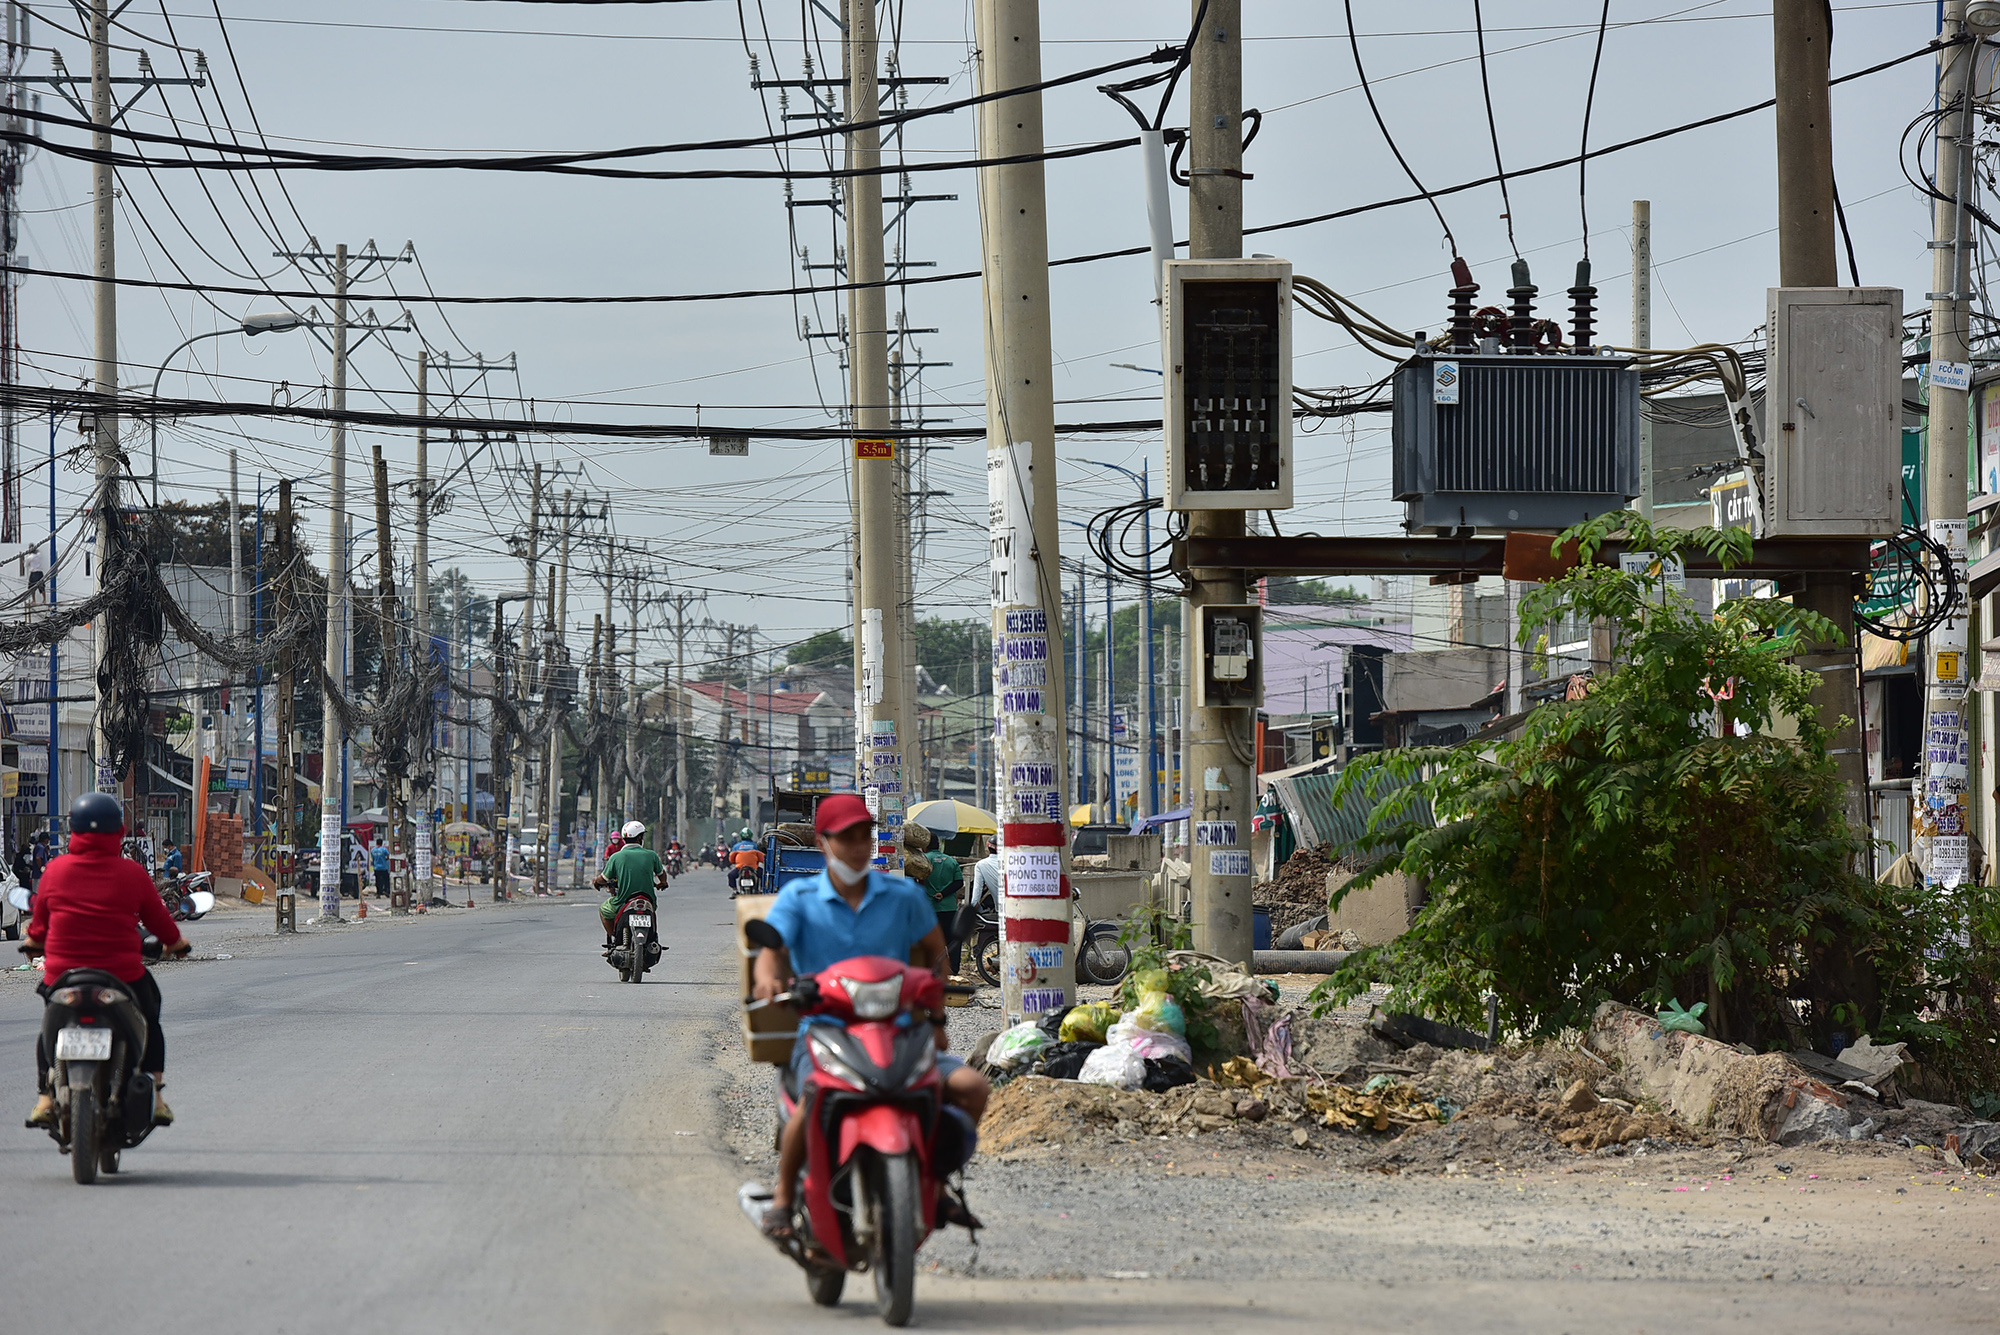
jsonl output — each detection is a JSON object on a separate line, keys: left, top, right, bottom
{"left": 2, "top": 869, "right": 1993, "bottom": 1334}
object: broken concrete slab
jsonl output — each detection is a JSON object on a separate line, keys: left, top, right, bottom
{"left": 1587, "top": 1000, "right": 1861, "bottom": 1144}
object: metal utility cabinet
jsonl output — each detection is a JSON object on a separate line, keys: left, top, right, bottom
{"left": 1762, "top": 287, "right": 1903, "bottom": 537}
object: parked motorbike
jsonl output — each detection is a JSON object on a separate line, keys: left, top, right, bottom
{"left": 967, "top": 896, "right": 1127, "bottom": 988}
{"left": 13, "top": 891, "right": 166, "bottom": 1185}
{"left": 159, "top": 870, "right": 216, "bottom": 922}
{"left": 605, "top": 893, "right": 663, "bottom": 983}
{"left": 737, "top": 918, "right": 968, "bottom": 1327}
{"left": 0, "top": 865, "right": 24, "bottom": 940}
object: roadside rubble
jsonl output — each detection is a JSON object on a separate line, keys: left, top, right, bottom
{"left": 975, "top": 988, "right": 1998, "bottom": 1175}
{"left": 1251, "top": 845, "right": 1339, "bottom": 937}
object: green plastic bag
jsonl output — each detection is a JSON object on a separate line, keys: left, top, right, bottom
{"left": 1059, "top": 1001, "right": 1117, "bottom": 1045}
{"left": 1129, "top": 990, "right": 1187, "bottom": 1037}
{"left": 1657, "top": 999, "right": 1708, "bottom": 1036}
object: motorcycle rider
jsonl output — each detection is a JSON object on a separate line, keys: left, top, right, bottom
{"left": 594, "top": 819, "right": 667, "bottom": 949}
{"left": 751, "top": 793, "right": 989, "bottom": 1239}
{"left": 24, "top": 793, "right": 191, "bottom": 1129}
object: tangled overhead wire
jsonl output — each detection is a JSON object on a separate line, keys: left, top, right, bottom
{"left": 1857, "top": 523, "right": 1961, "bottom": 643}
{"left": 1084, "top": 495, "right": 1183, "bottom": 596}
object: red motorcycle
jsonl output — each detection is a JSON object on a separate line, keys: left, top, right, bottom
{"left": 738, "top": 919, "right": 958, "bottom": 1327}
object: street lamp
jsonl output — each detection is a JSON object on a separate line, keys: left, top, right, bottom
{"left": 1078, "top": 459, "right": 1158, "bottom": 823}
{"left": 145, "top": 312, "right": 316, "bottom": 506}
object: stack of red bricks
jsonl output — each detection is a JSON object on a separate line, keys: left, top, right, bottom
{"left": 203, "top": 811, "right": 245, "bottom": 879}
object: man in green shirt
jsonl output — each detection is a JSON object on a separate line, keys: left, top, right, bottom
{"left": 593, "top": 819, "right": 668, "bottom": 947}
{"left": 902, "top": 823, "right": 964, "bottom": 976}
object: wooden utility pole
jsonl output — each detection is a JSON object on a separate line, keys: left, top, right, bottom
{"left": 1772, "top": 0, "right": 1869, "bottom": 838}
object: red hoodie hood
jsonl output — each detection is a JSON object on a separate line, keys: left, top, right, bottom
{"left": 65, "top": 830, "right": 126, "bottom": 856}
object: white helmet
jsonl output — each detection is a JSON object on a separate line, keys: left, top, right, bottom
{"left": 621, "top": 820, "right": 646, "bottom": 840}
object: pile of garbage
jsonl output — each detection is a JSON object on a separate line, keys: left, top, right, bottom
{"left": 979, "top": 970, "right": 1203, "bottom": 1093}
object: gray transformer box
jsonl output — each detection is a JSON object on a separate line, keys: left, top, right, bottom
{"left": 1762, "top": 287, "right": 1902, "bottom": 537}
{"left": 1392, "top": 352, "right": 1641, "bottom": 532}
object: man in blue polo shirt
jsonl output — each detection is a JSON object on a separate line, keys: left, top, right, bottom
{"left": 751, "top": 792, "right": 989, "bottom": 1238}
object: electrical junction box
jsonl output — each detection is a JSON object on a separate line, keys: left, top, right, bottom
{"left": 1392, "top": 352, "right": 1640, "bottom": 533}
{"left": 1761, "top": 287, "right": 1902, "bottom": 537}
{"left": 1164, "top": 258, "right": 1293, "bottom": 511}
{"left": 1195, "top": 604, "right": 1262, "bottom": 709}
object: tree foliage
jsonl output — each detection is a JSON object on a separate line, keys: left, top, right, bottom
{"left": 1310, "top": 512, "right": 1995, "bottom": 1094}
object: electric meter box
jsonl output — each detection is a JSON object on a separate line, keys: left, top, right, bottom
{"left": 1195, "top": 603, "right": 1263, "bottom": 709}
{"left": 1761, "top": 287, "right": 1903, "bottom": 537}
{"left": 1164, "top": 258, "right": 1293, "bottom": 511}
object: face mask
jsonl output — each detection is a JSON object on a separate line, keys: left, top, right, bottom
{"left": 825, "top": 853, "right": 867, "bottom": 887}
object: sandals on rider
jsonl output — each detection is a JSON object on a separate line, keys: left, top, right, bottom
{"left": 938, "top": 1192, "right": 983, "bottom": 1232}
{"left": 760, "top": 1202, "right": 796, "bottom": 1241}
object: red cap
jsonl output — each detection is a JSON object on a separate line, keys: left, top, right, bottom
{"left": 814, "top": 793, "right": 873, "bottom": 836}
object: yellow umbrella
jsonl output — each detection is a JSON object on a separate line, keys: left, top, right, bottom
{"left": 905, "top": 798, "right": 998, "bottom": 837}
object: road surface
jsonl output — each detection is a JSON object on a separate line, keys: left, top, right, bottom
{"left": 2, "top": 870, "right": 1991, "bottom": 1333}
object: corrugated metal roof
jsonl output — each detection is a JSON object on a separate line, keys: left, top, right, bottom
{"left": 1270, "top": 765, "right": 1430, "bottom": 860}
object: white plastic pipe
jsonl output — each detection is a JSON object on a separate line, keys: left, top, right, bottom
{"left": 1141, "top": 128, "right": 1174, "bottom": 299}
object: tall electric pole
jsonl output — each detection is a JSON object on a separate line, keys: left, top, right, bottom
{"left": 1183, "top": 0, "right": 1255, "bottom": 966}
{"left": 1772, "top": 0, "right": 1869, "bottom": 840}
{"left": 977, "top": 0, "right": 1071, "bottom": 1023}
{"left": 1632, "top": 200, "right": 1653, "bottom": 520}
{"left": 411, "top": 350, "right": 433, "bottom": 905}
{"left": 1, "top": 2, "right": 26, "bottom": 546}
{"left": 314, "top": 243, "right": 349, "bottom": 920}
{"left": 1920, "top": 0, "right": 1978, "bottom": 881}
{"left": 511, "top": 463, "right": 541, "bottom": 886}
{"left": 86, "top": 0, "right": 117, "bottom": 795}
{"left": 848, "top": 0, "right": 914, "bottom": 868}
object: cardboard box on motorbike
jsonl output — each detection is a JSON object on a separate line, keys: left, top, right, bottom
{"left": 735, "top": 894, "right": 798, "bottom": 1063}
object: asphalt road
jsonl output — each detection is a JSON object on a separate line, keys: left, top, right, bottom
{"left": 2, "top": 871, "right": 1992, "bottom": 1334}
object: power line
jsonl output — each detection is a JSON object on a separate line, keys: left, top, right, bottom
{"left": 1345, "top": 0, "right": 1457, "bottom": 255}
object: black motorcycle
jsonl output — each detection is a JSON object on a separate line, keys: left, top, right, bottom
{"left": 607, "top": 893, "right": 663, "bottom": 984}
{"left": 22, "top": 928, "right": 167, "bottom": 1184}
{"left": 967, "top": 896, "right": 1127, "bottom": 987}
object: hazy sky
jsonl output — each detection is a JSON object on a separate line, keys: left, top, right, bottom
{"left": 10, "top": 0, "right": 1950, "bottom": 681}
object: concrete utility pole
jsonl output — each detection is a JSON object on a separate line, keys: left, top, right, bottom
{"left": 1183, "top": 0, "right": 1256, "bottom": 967}
{"left": 511, "top": 463, "right": 541, "bottom": 886}
{"left": 847, "top": 0, "right": 914, "bottom": 868}
{"left": 275, "top": 480, "right": 295, "bottom": 859}
{"left": 542, "top": 494, "right": 574, "bottom": 893}
{"left": 228, "top": 449, "right": 244, "bottom": 776}
{"left": 1771, "top": 0, "right": 1869, "bottom": 839}
{"left": 87, "top": 0, "right": 116, "bottom": 795}
{"left": 411, "top": 350, "right": 433, "bottom": 906}
{"left": 315, "top": 243, "right": 350, "bottom": 921}
{"left": 1920, "top": 0, "right": 1978, "bottom": 882}
{"left": 977, "top": 0, "right": 1072, "bottom": 1023}
{"left": 1631, "top": 201, "right": 1653, "bottom": 520}
{"left": 712, "top": 623, "right": 740, "bottom": 839}
{"left": 665, "top": 591, "right": 696, "bottom": 846}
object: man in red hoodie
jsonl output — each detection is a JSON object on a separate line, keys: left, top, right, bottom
{"left": 25, "top": 792, "right": 189, "bottom": 1129}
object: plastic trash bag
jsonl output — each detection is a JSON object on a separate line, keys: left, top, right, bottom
{"left": 1142, "top": 1055, "right": 1197, "bottom": 1091}
{"left": 1657, "top": 999, "right": 1708, "bottom": 1035}
{"left": 1035, "top": 1005, "right": 1074, "bottom": 1040}
{"left": 1035, "top": 1040, "right": 1102, "bottom": 1080}
{"left": 1078, "top": 1042, "right": 1147, "bottom": 1090}
{"left": 987, "top": 1021, "right": 1052, "bottom": 1068}
{"left": 1127, "top": 966, "right": 1170, "bottom": 998}
{"left": 1129, "top": 990, "right": 1187, "bottom": 1037}
{"left": 1059, "top": 1001, "right": 1117, "bottom": 1045}
{"left": 1106, "top": 1019, "right": 1192, "bottom": 1065}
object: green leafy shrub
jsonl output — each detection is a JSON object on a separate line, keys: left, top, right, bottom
{"left": 1309, "top": 512, "right": 1959, "bottom": 1061}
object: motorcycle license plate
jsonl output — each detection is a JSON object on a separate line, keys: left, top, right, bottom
{"left": 628, "top": 915, "right": 652, "bottom": 928}
{"left": 55, "top": 1027, "right": 112, "bottom": 1061}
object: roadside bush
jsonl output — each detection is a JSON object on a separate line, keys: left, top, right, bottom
{"left": 1309, "top": 511, "right": 2000, "bottom": 1101}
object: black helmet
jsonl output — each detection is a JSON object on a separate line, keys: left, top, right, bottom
{"left": 68, "top": 791, "right": 124, "bottom": 835}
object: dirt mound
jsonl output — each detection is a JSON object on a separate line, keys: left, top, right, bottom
{"left": 1412, "top": 1045, "right": 1605, "bottom": 1109}
{"left": 1253, "top": 845, "right": 1336, "bottom": 907}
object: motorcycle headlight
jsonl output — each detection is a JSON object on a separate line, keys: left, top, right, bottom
{"left": 838, "top": 975, "right": 905, "bottom": 1020}
{"left": 807, "top": 1032, "right": 868, "bottom": 1089}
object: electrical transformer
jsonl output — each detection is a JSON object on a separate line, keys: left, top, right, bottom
{"left": 1392, "top": 351, "right": 1641, "bottom": 533}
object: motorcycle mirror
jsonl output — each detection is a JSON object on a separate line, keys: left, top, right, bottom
{"left": 743, "top": 919, "right": 785, "bottom": 951}
{"left": 187, "top": 890, "right": 215, "bottom": 917}
{"left": 5, "top": 885, "right": 28, "bottom": 911}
